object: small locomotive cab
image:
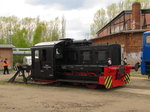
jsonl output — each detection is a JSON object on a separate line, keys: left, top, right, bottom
{"left": 31, "top": 39, "right": 132, "bottom": 89}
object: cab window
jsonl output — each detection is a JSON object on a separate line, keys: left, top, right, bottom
{"left": 35, "top": 50, "right": 39, "bottom": 59}
{"left": 146, "top": 36, "right": 150, "bottom": 44}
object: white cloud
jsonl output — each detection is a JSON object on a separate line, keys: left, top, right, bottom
{"left": 0, "top": 0, "right": 120, "bottom": 40}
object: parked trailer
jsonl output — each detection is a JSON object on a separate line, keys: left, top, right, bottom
{"left": 141, "top": 31, "right": 150, "bottom": 78}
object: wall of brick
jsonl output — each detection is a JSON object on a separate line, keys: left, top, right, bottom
{"left": 92, "top": 32, "right": 143, "bottom": 64}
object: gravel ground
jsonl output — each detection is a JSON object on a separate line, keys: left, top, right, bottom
{"left": 0, "top": 72, "right": 150, "bottom": 112}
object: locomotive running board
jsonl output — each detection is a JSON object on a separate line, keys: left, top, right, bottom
{"left": 57, "top": 79, "right": 98, "bottom": 84}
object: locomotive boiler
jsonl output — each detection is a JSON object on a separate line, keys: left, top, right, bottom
{"left": 30, "top": 39, "right": 132, "bottom": 89}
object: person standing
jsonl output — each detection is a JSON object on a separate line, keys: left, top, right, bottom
{"left": 3, "top": 59, "right": 9, "bottom": 74}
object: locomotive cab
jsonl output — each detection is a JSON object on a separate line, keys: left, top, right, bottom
{"left": 31, "top": 40, "right": 67, "bottom": 80}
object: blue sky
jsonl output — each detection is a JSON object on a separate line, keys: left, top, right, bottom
{"left": 0, "top": 0, "right": 120, "bottom": 40}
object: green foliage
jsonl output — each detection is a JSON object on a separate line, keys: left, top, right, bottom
{"left": 12, "top": 28, "right": 30, "bottom": 48}
{"left": 0, "top": 37, "right": 5, "bottom": 44}
{"left": 90, "top": 9, "right": 108, "bottom": 36}
{"left": 33, "top": 23, "right": 44, "bottom": 44}
{"left": 107, "top": 3, "right": 119, "bottom": 21}
{"left": 0, "top": 16, "right": 66, "bottom": 47}
{"left": 13, "top": 55, "right": 25, "bottom": 65}
{"left": 51, "top": 17, "right": 60, "bottom": 41}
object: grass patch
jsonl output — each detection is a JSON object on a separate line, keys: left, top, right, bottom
{"left": 0, "top": 80, "right": 39, "bottom": 88}
{"left": 0, "top": 81, "right": 9, "bottom": 85}
{"left": 131, "top": 74, "right": 148, "bottom": 78}
{"left": 0, "top": 79, "right": 56, "bottom": 88}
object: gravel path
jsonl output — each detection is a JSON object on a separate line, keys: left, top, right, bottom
{"left": 0, "top": 72, "right": 150, "bottom": 112}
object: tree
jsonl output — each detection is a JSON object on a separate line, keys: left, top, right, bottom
{"left": 33, "top": 23, "right": 45, "bottom": 44}
{"left": 22, "top": 17, "right": 36, "bottom": 42}
{"left": 12, "top": 28, "right": 30, "bottom": 48}
{"left": 51, "top": 17, "right": 60, "bottom": 41}
{"left": 0, "top": 37, "right": 5, "bottom": 44}
{"left": 0, "top": 16, "right": 66, "bottom": 46}
{"left": 137, "top": 0, "right": 150, "bottom": 9}
{"left": 90, "top": 9, "right": 108, "bottom": 36}
{"left": 107, "top": 3, "right": 119, "bottom": 21}
{"left": 123, "top": 0, "right": 133, "bottom": 10}
{"left": 61, "top": 16, "right": 66, "bottom": 38}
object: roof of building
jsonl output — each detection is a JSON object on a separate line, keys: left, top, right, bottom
{"left": 91, "top": 29, "right": 150, "bottom": 40}
{"left": 96, "top": 9, "right": 150, "bottom": 34}
{"left": 0, "top": 44, "right": 15, "bottom": 49}
{"left": 13, "top": 51, "right": 31, "bottom": 55}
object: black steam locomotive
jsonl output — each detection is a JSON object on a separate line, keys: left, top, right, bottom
{"left": 30, "top": 39, "right": 132, "bottom": 89}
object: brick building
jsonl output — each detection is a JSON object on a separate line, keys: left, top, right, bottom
{"left": 91, "top": 2, "right": 150, "bottom": 64}
{"left": 0, "top": 45, "right": 14, "bottom": 70}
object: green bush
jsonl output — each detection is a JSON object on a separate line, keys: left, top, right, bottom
{"left": 13, "top": 55, "right": 30, "bottom": 65}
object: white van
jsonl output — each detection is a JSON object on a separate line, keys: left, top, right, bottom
{"left": 23, "top": 56, "right": 32, "bottom": 66}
